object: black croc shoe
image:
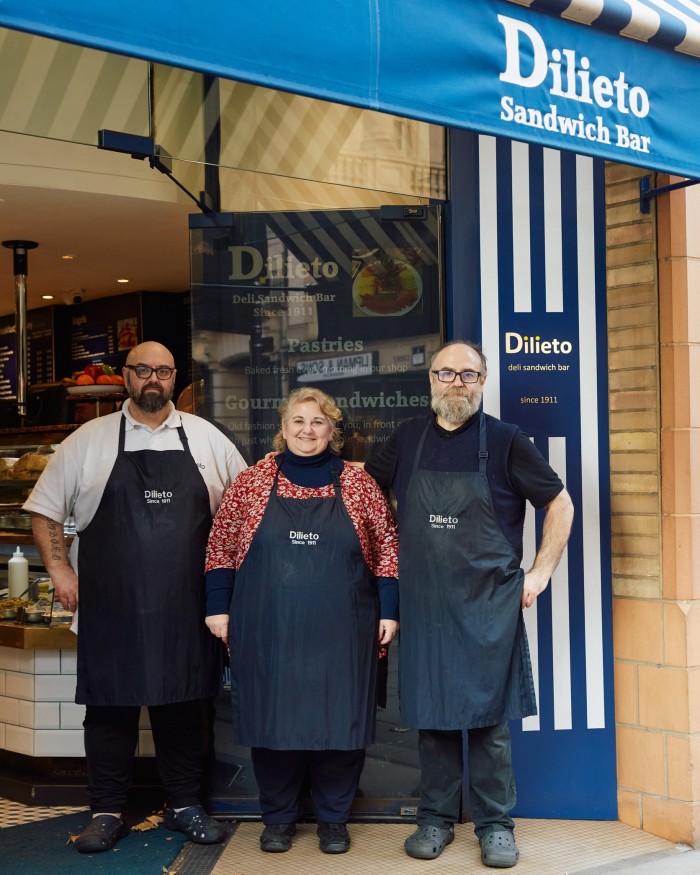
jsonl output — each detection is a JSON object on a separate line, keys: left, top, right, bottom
{"left": 480, "top": 830, "right": 520, "bottom": 868}
{"left": 163, "top": 805, "right": 226, "bottom": 844}
{"left": 74, "top": 815, "right": 128, "bottom": 854}
{"left": 404, "top": 824, "right": 455, "bottom": 859}
{"left": 317, "top": 822, "right": 350, "bottom": 853}
{"left": 260, "top": 822, "right": 297, "bottom": 852}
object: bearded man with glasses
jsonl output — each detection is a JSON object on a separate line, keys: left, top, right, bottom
{"left": 365, "top": 340, "right": 573, "bottom": 869}
{"left": 24, "top": 341, "right": 247, "bottom": 854}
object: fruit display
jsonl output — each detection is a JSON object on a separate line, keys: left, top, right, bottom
{"left": 63, "top": 363, "right": 125, "bottom": 386}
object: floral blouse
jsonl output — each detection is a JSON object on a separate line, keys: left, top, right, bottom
{"left": 205, "top": 456, "right": 398, "bottom": 579}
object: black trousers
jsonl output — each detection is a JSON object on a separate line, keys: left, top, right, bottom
{"left": 83, "top": 699, "right": 210, "bottom": 812}
{"left": 417, "top": 724, "right": 516, "bottom": 837}
{"left": 251, "top": 747, "right": 365, "bottom": 824}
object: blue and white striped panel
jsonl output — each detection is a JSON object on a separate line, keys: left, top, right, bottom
{"left": 507, "top": 0, "right": 700, "bottom": 57}
{"left": 478, "top": 134, "right": 607, "bottom": 733}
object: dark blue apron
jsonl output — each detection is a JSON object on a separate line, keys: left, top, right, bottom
{"left": 398, "top": 414, "right": 536, "bottom": 729}
{"left": 76, "top": 414, "right": 220, "bottom": 706}
{"left": 230, "top": 460, "right": 378, "bottom": 750}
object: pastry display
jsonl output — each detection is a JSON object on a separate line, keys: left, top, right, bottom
{"left": 12, "top": 452, "right": 50, "bottom": 478}
{"left": 0, "top": 449, "right": 53, "bottom": 481}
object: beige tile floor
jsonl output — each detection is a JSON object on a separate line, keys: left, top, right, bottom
{"left": 212, "top": 819, "right": 685, "bottom": 875}
{"left": 1, "top": 798, "right": 694, "bottom": 875}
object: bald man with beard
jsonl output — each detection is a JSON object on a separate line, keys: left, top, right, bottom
{"left": 25, "top": 341, "right": 247, "bottom": 854}
{"left": 365, "top": 340, "right": 573, "bottom": 869}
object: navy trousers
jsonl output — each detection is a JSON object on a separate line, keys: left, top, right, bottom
{"left": 251, "top": 747, "right": 365, "bottom": 824}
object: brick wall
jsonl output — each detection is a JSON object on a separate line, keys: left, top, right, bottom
{"left": 608, "top": 163, "right": 700, "bottom": 844}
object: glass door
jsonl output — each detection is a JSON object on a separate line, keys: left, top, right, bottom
{"left": 191, "top": 206, "right": 443, "bottom": 819}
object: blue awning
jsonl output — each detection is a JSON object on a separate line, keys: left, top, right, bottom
{"left": 512, "top": 0, "right": 700, "bottom": 56}
{"left": 1, "top": 0, "right": 699, "bottom": 178}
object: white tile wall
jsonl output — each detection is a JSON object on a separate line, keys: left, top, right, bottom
{"left": 60, "top": 702, "right": 85, "bottom": 729}
{"left": 18, "top": 700, "right": 33, "bottom": 727}
{"left": 34, "top": 650, "right": 60, "bottom": 674}
{"left": 0, "top": 695, "right": 19, "bottom": 725}
{"left": 34, "top": 730, "right": 84, "bottom": 757}
{"left": 0, "top": 645, "right": 154, "bottom": 759}
{"left": 5, "top": 672, "right": 34, "bottom": 700}
{"left": 60, "top": 651, "right": 77, "bottom": 674}
{"left": 35, "top": 675, "right": 76, "bottom": 702}
{"left": 0, "top": 650, "right": 20, "bottom": 672}
{"left": 27, "top": 702, "right": 61, "bottom": 729}
{"left": 6, "top": 724, "right": 33, "bottom": 756}
{"left": 16, "top": 651, "right": 35, "bottom": 673}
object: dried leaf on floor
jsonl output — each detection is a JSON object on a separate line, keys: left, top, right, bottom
{"left": 132, "top": 814, "right": 163, "bottom": 832}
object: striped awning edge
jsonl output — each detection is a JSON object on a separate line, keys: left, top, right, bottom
{"left": 507, "top": 0, "right": 700, "bottom": 58}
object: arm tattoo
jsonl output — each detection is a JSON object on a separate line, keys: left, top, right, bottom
{"left": 46, "top": 518, "right": 62, "bottom": 562}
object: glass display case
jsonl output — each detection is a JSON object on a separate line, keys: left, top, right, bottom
{"left": 0, "top": 425, "right": 76, "bottom": 531}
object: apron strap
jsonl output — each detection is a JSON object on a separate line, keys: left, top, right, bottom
{"left": 478, "top": 412, "right": 488, "bottom": 474}
{"left": 118, "top": 413, "right": 126, "bottom": 453}
{"left": 272, "top": 454, "right": 283, "bottom": 493}
{"left": 411, "top": 413, "right": 489, "bottom": 473}
{"left": 330, "top": 456, "right": 343, "bottom": 499}
{"left": 412, "top": 420, "right": 432, "bottom": 474}
{"left": 176, "top": 423, "right": 192, "bottom": 456}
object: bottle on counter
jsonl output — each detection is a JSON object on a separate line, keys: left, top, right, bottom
{"left": 8, "top": 546, "right": 29, "bottom": 599}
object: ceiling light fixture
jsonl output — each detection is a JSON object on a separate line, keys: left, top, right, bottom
{"left": 61, "top": 254, "right": 75, "bottom": 260}
{"left": 42, "top": 294, "right": 54, "bottom": 300}
{"left": 117, "top": 278, "right": 129, "bottom": 283}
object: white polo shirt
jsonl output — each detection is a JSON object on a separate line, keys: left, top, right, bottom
{"left": 24, "top": 399, "right": 247, "bottom": 559}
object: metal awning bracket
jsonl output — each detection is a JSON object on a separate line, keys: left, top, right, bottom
{"left": 639, "top": 175, "right": 700, "bottom": 213}
{"left": 97, "top": 129, "right": 214, "bottom": 214}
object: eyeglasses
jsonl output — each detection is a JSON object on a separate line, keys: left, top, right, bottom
{"left": 124, "top": 364, "right": 176, "bottom": 380}
{"left": 431, "top": 369, "right": 482, "bottom": 384}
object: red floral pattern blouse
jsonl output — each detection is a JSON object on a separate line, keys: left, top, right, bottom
{"left": 205, "top": 456, "right": 398, "bottom": 578}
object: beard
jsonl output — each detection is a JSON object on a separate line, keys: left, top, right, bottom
{"left": 128, "top": 381, "right": 173, "bottom": 413}
{"left": 431, "top": 386, "right": 481, "bottom": 424}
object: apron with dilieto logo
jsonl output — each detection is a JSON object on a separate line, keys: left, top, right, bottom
{"left": 76, "top": 414, "right": 219, "bottom": 706}
{"left": 398, "top": 414, "right": 536, "bottom": 729}
{"left": 230, "top": 460, "right": 378, "bottom": 750}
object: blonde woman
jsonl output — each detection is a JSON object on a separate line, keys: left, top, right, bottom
{"left": 205, "top": 387, "right": 398, "bottom": 855}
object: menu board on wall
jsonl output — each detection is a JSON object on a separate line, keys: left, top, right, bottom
{"left": 27, "top": 307, "right": 59, "bottom": 385}
{"left": 0, "top": 294, "right": 188, "bottom": 411}
{"left": 0, "top": 316, "right": 15, "bottom": 399}
{"left": 68, "top": 292, "right": 141, "bottom": 374}
{"left": 190, "top": 207, "right": 443, "bottom": 462}
{"left": 0, "top": 306, "right": 69, "bottom": 399}
{"left": 65, "top": 291, "right": 190, "bottom": 397}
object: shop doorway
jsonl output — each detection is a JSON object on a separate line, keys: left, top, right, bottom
{"left": 191, "top": 206, "right": 443, "bottom": 819}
